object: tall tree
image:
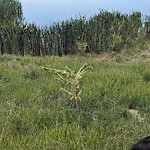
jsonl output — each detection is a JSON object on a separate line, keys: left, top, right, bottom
{"left": 0, "top": 0, "right": 23, "bottom": 22}
{"left": 0, "top": 0, "right": 23, "bottom": 54}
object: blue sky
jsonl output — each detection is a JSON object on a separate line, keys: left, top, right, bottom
{"left": 21, "top": 0, "right": 150, "bottom": 26}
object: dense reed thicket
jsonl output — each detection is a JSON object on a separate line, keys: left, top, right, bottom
{"left": 0, "top": 0, "right": 150, "bottom": 56}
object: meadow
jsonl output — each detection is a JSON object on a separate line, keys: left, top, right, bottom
{"left": 1, "top": 0, "right": 150, "bottom": 149}
{"left": 0, "top": 50, "right": 150, "bottom": 150}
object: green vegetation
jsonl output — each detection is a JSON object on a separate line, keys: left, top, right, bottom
{"left": 0, "top": 0, "right": 150, "bottom": 56}
{"left": 44, "top": 64, "right": 92, "bottom": 127}
{"left": 0, "top": 0, "right": 150, "bottom": 149}
{"left": 0, "top": 52, "right": 150, "bottom": 149}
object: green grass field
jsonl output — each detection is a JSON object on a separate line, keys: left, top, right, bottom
{"left": 0, "top": 52, "right": 150, "bottom": 149}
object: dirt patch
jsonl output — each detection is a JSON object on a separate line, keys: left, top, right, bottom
{"left": 128, "top": 109, "right": 145, "bottom": 123}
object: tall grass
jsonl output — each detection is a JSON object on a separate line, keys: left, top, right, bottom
{"left": 0, "top": 54, "right": 150, "bottom": 149}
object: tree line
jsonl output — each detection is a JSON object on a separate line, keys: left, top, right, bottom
{"left": 0, "top": 0, "right": 150, "bottom": 56}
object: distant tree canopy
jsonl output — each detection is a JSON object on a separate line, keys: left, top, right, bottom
{"left": 0, "top": 0, "right": 23, "bottom": 23}
{"left": 0, "top": 1, "right": 150, "bottom": 56}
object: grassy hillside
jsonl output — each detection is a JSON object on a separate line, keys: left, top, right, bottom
{"left": 0, "top": 52, "right": 150, "bottom": 149}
